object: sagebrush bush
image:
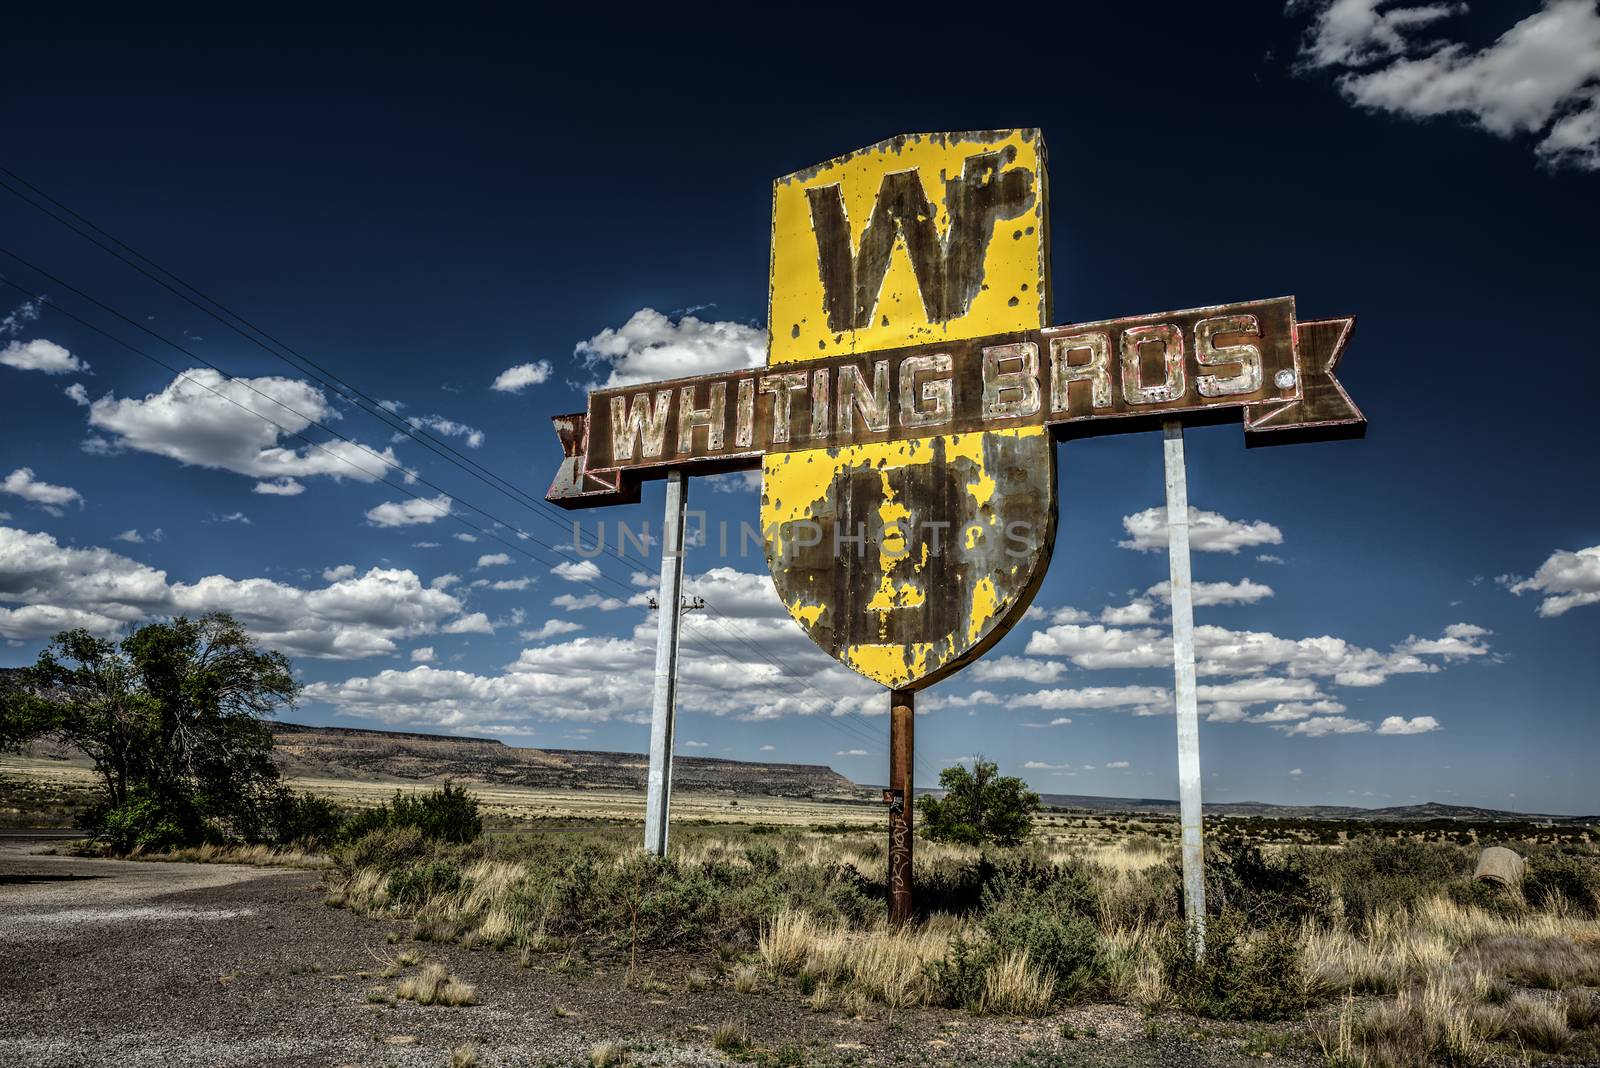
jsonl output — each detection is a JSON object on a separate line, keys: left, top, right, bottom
{"left": 344, "top": 783, "right": 482, "bottom": 844}
{"left": 1524, "top": 850, "right": 1600, "bottom": 916}
{"left": 1158, "top": 913, "right": 1308, "bottom": 1021}
{"left": 388, "top": 859, "right": 464, "bottom": 906}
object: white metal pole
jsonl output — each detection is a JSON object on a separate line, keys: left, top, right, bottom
{"left": 1162, "top": 421, "right": 1207, "bottom": 955}
{"left": 644, "top": 470, "right": 687, "bottom": 857}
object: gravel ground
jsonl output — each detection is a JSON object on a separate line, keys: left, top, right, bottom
{"left": 0, "top": 840, "right": 1321, "bottom": 1067}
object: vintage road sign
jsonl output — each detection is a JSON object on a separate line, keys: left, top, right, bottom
{"left": 547, "top": 133, "right": 1363, "bottom": 691}
{"left": 544, "top": 129, "right": 1365, "bottom": 928}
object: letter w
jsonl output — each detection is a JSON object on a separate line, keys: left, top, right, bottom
{"left": 806, "top": 149, "right": 1035, "bottom": 332}
{"left": 610, "top": 390, "right": 672, "bottom": 461}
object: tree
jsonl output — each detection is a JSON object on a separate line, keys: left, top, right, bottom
{"left": 11, "top": 613, "right": 299, "bottom": 847}
{"left": 919, "top": 755, "right": 1040, "bottom": 847}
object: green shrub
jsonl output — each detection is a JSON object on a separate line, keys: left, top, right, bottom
{"left": 388, "top": 859, "right": 464, "bottom": 905}
{"left": 1445, "top": 877, "right": 1526, "bottom": 916}
{"left": 1207, "top": 841, "right": 1331, "bottom": 927}
{"left": 1157, "top": 914, "right": 1308, "bottom": 1021}
{"left": 1525, "top": 851, "right": 1600, "bottom": 916}
{"left": 269, "top": 791, "right": 348, "bottom": 849}
{"left": 97, "top": 790, "right": 190, "bottom": 854}
{"left": 344, "top": 783, "right": 482, "bottom": 844}
{"left": 1306, "top": 836, "right": 1467, "bottom": 923}
{"left": 347, "top": 825, "right": 431, "bottom": 871}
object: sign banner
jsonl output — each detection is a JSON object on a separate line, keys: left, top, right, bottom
{"left": 548, "top": 298, "right": 1362, "bottom": 502}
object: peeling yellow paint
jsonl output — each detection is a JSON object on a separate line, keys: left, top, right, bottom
{"left": 968, "top": 576, "right": 1000, "bottom": 645}
{"left": 790, "top": 601, "right": 824, "bottom": 627}
{"left": 761, "top": 132, "right": 1054, "bottom": 691}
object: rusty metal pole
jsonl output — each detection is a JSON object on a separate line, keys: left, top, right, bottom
{"left": 887, "top": 688, "right": 915, "bottom": 926}
{"left": 1162, "top": 422, "right": 1207, "bottom": 956}
{"left": 644, "top": 470, "right": 687, "bottom": 857}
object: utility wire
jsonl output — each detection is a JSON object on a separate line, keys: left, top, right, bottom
{"left": 0, "top": 173, "right": 900, "bottom": 756}
{"left": 0, "top": 184, "right": 898, "bottom": 758}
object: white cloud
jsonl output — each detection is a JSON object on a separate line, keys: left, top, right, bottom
{"left": 65, "top": 383, "right": 90, "bottom": 406}
{"left": 970, "top": 655, "right": 1067, "bottom": 684}
{"left": 306, "top": 568, "right": 872, "bottom": 731}
{"left": 683, "top": 740, "right": 709, "bottom": 748}
{"left": 552, "top": 592, "right": 627, "bottom": 612}
{"left": 1012, "top": 685, "right": 1172, "bottom": 711}
{"left": 491, "top": 361, "right": 553, "bottom": 393}
{"left": 411, "top": 646, "right": 435, "bottom": 663}
{"left": 1396, "top": 622, "right": 1492, "bottom": 658}
{"left": 578, "top": 308, "right": 765, "bottom": 388}
{"left": 491, "top": 577, "right": 534, "bottom": 591}
{"left": 1119, "top": 506, "right": 1283, "bottom": 554}
{"left": 1105, "top": 760, "right": 1131, "bottom": 769}
{"left": 1147, "top": 579, "right": 1275, "bottom": 606}
{"left": 442, "top": 612, "right": 494, "bottom": 635}
{"left": 322, "top": 564, "right": 358, "bottom": 582}
{"left": 1, "top": 299, "right": 43, "bottom": 337}
{"left": 453, "top": 532, "right": 478, "bottom": 543}
{"left": 0, "top": 525, "right": 477, "bottom": 657}
{"left": 430, "top": 573, "right": 460, "bottom": 590}
{"left": 520, "top": 619, "right": 584, "bottom": 641}
{"left": 1257, "top": 554, "right": 1285, "bottom": 565}
{"left": 113, "top": 529, "right": 144, "bottom": 544}
{"left": 87, "top": 368, "right": 400, "bottom": 483}
{"left": 1376, "top": 714, "right": 1442, "bottom": 735}
{"left": 551, "top": 559, "right": 601, "bottom": 583}
{"left": 2, "top": 468, "right": 83, "bottom": 509}
{"left": 366, "top": 494, "right": 453, "bottom": 528}
{"left": 1101, "top": 601, "right": 1157, "bottom": 625}
{"left": 412, "top": 541, "right": 439, "bottom": 549}
{"left": 477, "top": 552, "right": 512, "bottom": 569}
{"left": 214, "top": 511, "right": 251, "bottom": 525}
{"left": 706, "top": 470, "right": 763, "bottom": 493}
{"left": 1289, "top": 767, "right": 1303, "bottom": 776}
{"left": 760, "top": 744, "right": 776, "bottom": 752}
{"left": 1023, "top": 760, "right": 1072, "bottom": 770}
{"left": 253, "top": 477, "right": 305, "bottom": 496}
{"left": 1505, "top": 545, "right": 1600, "bottom": 616}
{"left": 1279, "top": 716, "right": 1373, "bottom": 737}
{"left": 404, "top": 414, "right": 484, "bottom": 448}
{"left": 835, "top": 749, "right": 869, "bottom": 757}
{"left": 934, "top": 689, "right": 1003, "bottom": 708}
{"left": 1, "top": 338, "right": 86, "bottom": 374}
{"left": 1293, "top": 0, "right": 1600, "bottom": 171}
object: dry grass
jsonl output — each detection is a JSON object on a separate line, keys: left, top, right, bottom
{"left": 449, "top": 1041, "right": 479, "bottom": 1067}
{"left": 760, "top": 907, "right": 952, "bottom": 1009}
{"left": 145, "top": 842, "right": 330, "bottom": 868}
{"left": 979, "top": 950, "right": 1056, "bottom": 1016}
{"left": 711, "top": 1019, "right": 747, "bottom": 1053}
{"left": 731, "top": 965, "right": 759, "bottom": 994}
{"left": 589, "top": 1040, "right": 627, "bottom": 1066}
{"left": 394, "top": 962, "right": 477, "bottom": 1006}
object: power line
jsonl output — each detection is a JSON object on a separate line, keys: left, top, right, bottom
{"left": 0, "top": 180, "right": 896, "bottom": 757}
{"left": 2, "top": 269, "right": 887, "bottom": 758}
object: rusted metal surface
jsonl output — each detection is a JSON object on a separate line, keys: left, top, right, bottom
{"left": 887, "top": 688, "right": 914, "bottom": 927}
{"left": 762, "top": 130, "right": 1056, "bottom": 691}
{"left": 549, "top": 300, "right": 1363, "bottom": 508}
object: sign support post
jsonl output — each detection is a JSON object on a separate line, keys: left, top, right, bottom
{"left": 887, "top": 688, "right": 915, "bottom": 926}
{"left": 1162, "top": 422, "right": 1207, "bottom": 956}
{"left": 644, "top": 470, "right": 688, "bottom": 857}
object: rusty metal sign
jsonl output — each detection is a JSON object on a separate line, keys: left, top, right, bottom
{"left": 546, "top": 129, "right": 1364, "bottom": 693}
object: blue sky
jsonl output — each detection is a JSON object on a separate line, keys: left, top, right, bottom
{"left": 1, "top": 4, "right": 1597, "bottom": 814}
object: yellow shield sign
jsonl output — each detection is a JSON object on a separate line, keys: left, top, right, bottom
{"left": 761, "top": 130, "right": 1058, "bottom": 691}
